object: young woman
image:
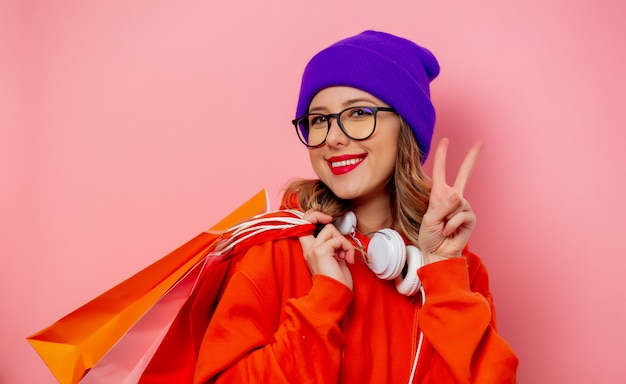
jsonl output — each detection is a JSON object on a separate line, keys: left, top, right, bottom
{"left": 192, "top": 30, "right": 519, "bottom": 383}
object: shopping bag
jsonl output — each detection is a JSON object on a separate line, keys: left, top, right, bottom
{"left": 80, "top": 257, "right": 206, "bottom": 384}
{"left": 26, "top": 189, "right": 271, "bottom": 384}
{"left": 138, "top": 244, "right": 241, "bottom": 383}
{"left": 139, "top": 210, "right": 316, "bottom": 383}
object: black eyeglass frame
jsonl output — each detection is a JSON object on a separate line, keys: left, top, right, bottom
{"left": 292, "top": 106, "right": 397, "bottom": 148}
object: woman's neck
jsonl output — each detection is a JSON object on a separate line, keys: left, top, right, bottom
{"left": 352, "top": 193, "right": 394, "bottom": 235}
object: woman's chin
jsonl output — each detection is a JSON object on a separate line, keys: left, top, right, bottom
{"left": 324, "top": 184, "right": 362, "bottom": 200}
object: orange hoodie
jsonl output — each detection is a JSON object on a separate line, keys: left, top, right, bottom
{"left": 193, "top": 231, "right": 518, "bottom": 383}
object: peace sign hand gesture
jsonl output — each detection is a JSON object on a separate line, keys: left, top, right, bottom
{"left": 419, "top": 138, "right": 483, "bottom": 265}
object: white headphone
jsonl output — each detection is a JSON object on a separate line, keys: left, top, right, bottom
{"left": 334, "top": 212, "right": 424, "bottom": 296}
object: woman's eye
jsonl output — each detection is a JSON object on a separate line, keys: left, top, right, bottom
{"left": 309, "top": 115, "right": 327, "bottom": 127}
{"left": 351, "top": 107, "right": 374, "bottom": 117}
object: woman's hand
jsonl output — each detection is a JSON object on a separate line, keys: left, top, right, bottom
{"left": 419, "top": 138, "right": 483, "bottom": 264}
{"left": 298, "top": 211, "right": 356, "bottom": 290}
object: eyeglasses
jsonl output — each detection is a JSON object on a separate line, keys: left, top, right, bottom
{"left": 292, "top": 106, "right": 396, "bottom": 148}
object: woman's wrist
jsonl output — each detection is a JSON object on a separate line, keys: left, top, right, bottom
{"left": 422, "top": 252, "right": 449, "bottom": 265}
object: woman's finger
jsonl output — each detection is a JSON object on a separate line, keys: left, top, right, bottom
{"left": 301, "top": 224, "right": 355, "bottom": 262}
{"left": 302, "top": 210, "right": 333, "bottom": 225}
{"left": 431, "top": 138, "right": 449, "bottom": 191}
{"left": 319, "top": 227, "right": 356, "bottom": 259}
{"left": 444, "top": 195, "right": 472, "bottom": 221}
{"left": 442, "top": 206, "right": 476, "bottom": 237}
{"left": 453, "top": 141, "right": 483, "bottom": 196}
{"left": 424, "top": 190, "right": 461, "bottom": 225}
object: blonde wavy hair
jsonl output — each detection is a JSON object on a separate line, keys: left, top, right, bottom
{"left": 281, "top": 119, "right": 431, "bottom": 247}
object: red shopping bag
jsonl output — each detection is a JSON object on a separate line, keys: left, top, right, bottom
{"left": 139, "top": 211, "right": 316, "bottom": 383}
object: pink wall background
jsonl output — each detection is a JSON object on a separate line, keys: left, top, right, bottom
{"left": 2, "top": 1, "right": 625, "bottom": 382}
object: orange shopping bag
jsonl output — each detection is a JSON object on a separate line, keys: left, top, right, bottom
{"left": 26, "top": 190, "right": 270, "bottom": 384}
{"left": 81, "top": 257, "right": 206, "bottom": 383}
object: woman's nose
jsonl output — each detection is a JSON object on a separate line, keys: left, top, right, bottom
{"left": 325, "top": 118, "right": 349, "bottom": 147}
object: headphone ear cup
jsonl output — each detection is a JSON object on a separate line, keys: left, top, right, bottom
{"left": 334, "top": 211, "right": 357, "bottom": 235}
{"left": 395, "top": 245, "right": 424, "bottom": 296}
{"left": 367, "top": 228, "right": 406, "bottom": 280}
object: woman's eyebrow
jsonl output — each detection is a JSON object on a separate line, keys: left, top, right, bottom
{"left": 308, "top": 98, "right": 379, "bottom": 113}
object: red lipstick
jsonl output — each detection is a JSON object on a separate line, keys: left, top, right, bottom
{"left": 327, "top": 154, "right": 366, "bottom": 175}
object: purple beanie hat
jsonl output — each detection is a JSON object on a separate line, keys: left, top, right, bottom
{"left": 295, "top": 30, "right": 440, "bottom": 161}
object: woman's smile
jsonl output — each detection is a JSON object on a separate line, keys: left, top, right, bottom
{"left": 327, "top": 154, "right": 367, "bottom": 175}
